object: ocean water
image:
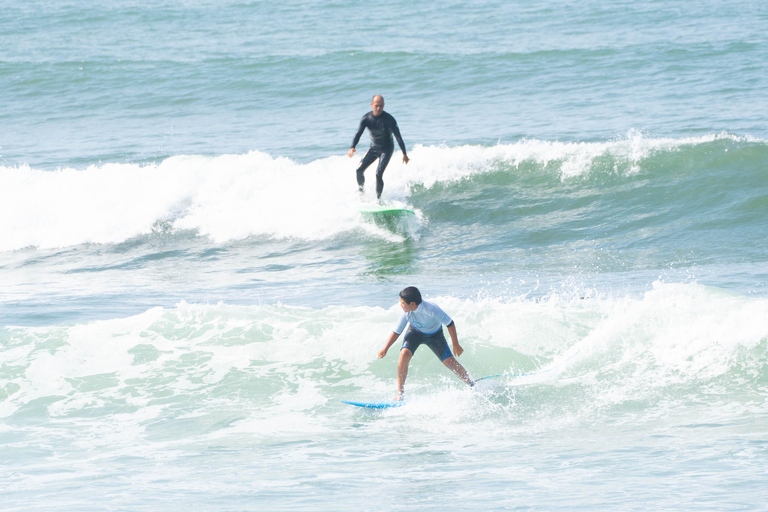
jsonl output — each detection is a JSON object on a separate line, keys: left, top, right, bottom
{"left": 2, "top": 1, "right": 768, "bottom": 510}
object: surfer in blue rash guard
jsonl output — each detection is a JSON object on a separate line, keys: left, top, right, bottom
{"left": 347, "top": 95, "right": 409, "bottom": 200}
{"left": 378, "top": 286, "right": 474, "bottom": 400}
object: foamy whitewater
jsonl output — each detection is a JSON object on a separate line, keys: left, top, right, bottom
{"left": 2, "top": 1, "right": 768, "bottom": 510}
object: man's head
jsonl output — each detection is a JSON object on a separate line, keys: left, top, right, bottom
{"left": 371, "top": 95, "right": 385, "bottom": 117}
{"left": 399, "top": 286, "right": 422, "bottom": 312}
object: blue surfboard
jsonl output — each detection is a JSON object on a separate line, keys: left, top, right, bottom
{"left": 341, "top": 400, "right": 405, "bottom": 409}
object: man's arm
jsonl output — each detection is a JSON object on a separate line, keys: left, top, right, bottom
{"left": 378, "top": 331, "right": 401, "bottom": 358}
{"left": 446, "top": 321, "right": 463, "bottom": 357}
{"left": 391, "top": 121, "right": 409, "bottom": 164}
{"left": 348, "top": 116, "right": 367, "bottom": 157}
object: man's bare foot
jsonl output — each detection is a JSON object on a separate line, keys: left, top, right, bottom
{"left": 393, "top": 392, "right": 404, "bottom": 401}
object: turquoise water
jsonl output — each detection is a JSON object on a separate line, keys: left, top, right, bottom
{"left": 2, "top": 1, "right": 768, "bottom": 510}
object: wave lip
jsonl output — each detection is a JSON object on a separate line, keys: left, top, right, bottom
{"left": 1, "top": 132, "right": 763, "bottom": 251}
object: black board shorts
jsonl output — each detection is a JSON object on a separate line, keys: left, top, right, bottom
{"left": 401, "top": 325, "right": 453, "bottom": 361}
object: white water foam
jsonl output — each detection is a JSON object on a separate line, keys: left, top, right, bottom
{"left": 0, "top": 133, "right": 757, "bottom": 251}
{"left": 3, "top": 282, "right": 766, "bottom": 420}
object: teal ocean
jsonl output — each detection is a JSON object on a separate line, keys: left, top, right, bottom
{"left": 2, "top": 1, "right": 768, "bottom": 510}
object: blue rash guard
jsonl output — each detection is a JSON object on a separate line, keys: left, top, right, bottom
{"left": 394, "top": 301, "right": 455, "bottom": 361}
{"left": 394, "top": 300, "right": 452, "bottom": 335}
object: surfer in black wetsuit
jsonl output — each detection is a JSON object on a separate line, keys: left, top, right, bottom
{"left": 348, "top": 95, "right": 409, "bottom": 199}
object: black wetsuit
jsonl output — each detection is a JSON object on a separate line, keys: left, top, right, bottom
{"left": 350, "top": 111, "right": 407, "bottom": 198}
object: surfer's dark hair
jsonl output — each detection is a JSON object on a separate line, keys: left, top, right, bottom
{"left": 399, "top": 286, "right": 422, "bottom": 305}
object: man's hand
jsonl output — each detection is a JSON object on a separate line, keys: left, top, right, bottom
{"left": 453, "top": 344, "right": 464, "bottom": 357}
{"left": 348, "top": 148, "right": 356, "bottom": 158}
{"left": 378, "top": 347, "right": 388, "bottom": 359}
{"left": 402, "top": 154, "right": 410, "bottom": 164}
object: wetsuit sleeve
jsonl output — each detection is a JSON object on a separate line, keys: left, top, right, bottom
{"left": 351, "top": 115, "right": 367, "bottom": 149}
{"left": 392, "top": 121, "right": 407, "bottom": 155}
{"left": 393, "top": 313, "right": 408, "bottom": 335}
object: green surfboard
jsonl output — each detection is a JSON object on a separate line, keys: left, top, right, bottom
{"left": 358, "top": 205, "right": 416, "bottom": 217}
{"left": 358, "top": 204, "right": 417, "bottom": 235}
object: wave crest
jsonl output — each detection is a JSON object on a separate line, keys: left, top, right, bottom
{"left": 1, "top": 132, "right": 762, "bottom": 251}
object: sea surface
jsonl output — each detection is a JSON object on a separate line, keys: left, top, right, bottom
{"left": 2, "top": 1, "right": 768, "bottom": 510}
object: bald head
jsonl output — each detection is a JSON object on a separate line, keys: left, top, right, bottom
{"left": 370, "top": 95, "right": 385, "bottom": 117}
